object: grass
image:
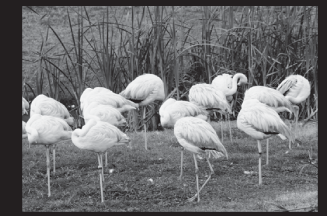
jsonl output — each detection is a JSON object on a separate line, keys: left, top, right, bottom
{"left": 22, "top": 120, "right": 318, "bottom": 212}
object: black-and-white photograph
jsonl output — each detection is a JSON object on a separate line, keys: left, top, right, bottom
{"left": 22, "top": 6, "right": 318, "bottom": 212}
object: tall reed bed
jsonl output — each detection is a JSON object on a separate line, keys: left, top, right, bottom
{"left": 22, "top": 6, "right": 318, "bottom": 128}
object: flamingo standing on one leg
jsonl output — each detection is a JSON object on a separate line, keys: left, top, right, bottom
{"left": 30, "top": 94, "right": 75, "bottom": 173}
{"left": 174, "top": 117, "right": 228, "bottom": 202}
{"left": 71, "top": 119, "right": 130, "bottom": 203}
{"left": 237, "top": 98, "right": 294, "bottom": 185}
{"left": 276, "top": 74, "right": 311, "bottom": 148}
{"left": 188, "top": 83, "right": 232, "bottom": 142}
{"left": 212, "top": 73, "right": 248, "bottom": 143}
{"left": 120, "top": 74, "right": 165, "bottom": 150}
{"left": 83, "top": 102, "right": 128, "bottom": 167}
{"left": 25, "top": 114, "right": 72, "bottom": 197}
{"left": 243, "top": 85, "right": 295, "bottom": 164}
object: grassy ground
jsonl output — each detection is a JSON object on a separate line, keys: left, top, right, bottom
{"left": 22, "top": 121, "right": 318, "bottom": 212}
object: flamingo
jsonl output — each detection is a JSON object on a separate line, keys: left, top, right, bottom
{"left": 211, "top": 73, "right": 248, "bottom": 143}
{"left": 25, "top": 114, "right": 72, "bottom": 197}
{"left": 174, "top": 117, "right": 228, "bottom": 202}
{"left": 83, "top": 101, "right": 128, "bottom": 166}
{"left": 188, "top": 83, "right": 232, "bottom": 142}
{"left": 120, "top": 74, "right": 165, "bottom": 150}
{"left": 30, "top": 94, "right": 74, "bottom": 126}
{"left": 80, "top": 87, "right": 113, "bottom": 112}
{"left": 22, "top": 97, "right": 29, "bottom": 115}
{"left": 276, "top": 74, "right": 311, "bottom": 147}
{"left": 71, "top": 119, "right": 130, "bottom": 202}
{"left": 30, "top": 94, "right": 74, "bottom": 172}
{"left": 159, "top": 98, "right": 208, "bottom": 128}
{"left": 244, "top": 85, "right": 295, "bottom": 163}
{"left": 237, "top": 98, "right": 294, "bottom": 185}
{"left": 82, "top": 89, "right": 138, "bottom": 114}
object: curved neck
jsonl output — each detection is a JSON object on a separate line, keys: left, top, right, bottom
{"left": 285, "top": 95, "right": 305, "bottom": 104}
{"left": 73, "top": 119, "right": 97, "bottom": 138}
{"left": 224, "top": 74, "right": 241, "bottom": 96}
{"left": 28, "top": 128, "right": 39, "bottom": 144}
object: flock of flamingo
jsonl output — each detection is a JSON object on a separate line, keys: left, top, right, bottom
{"left": 22, "top": 73, "right": 311, "bottom": 203}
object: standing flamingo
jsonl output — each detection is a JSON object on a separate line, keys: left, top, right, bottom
{"left": 174, "top": 117, "right": 228, "bottom": 202}
{"left": 22, "top": 97, "right": 29, "bottom": 115}
{"left": 120, "top": 74, "right": 165, "bottom": 150}
{"left": 30, "top": 94, "right": 74, "bottom": 172}
{"left": 277, "top": 74, "right": 311, "bottom": 147}
{"left": 71, "top": 119, "right": 130, "bottom": 202}
{"left": 159, "top": 98, "right": 208, "bottom": 128}
{"left": 244, "top": 85, "right": 295, "bottom": 163}
{"left": 83, "top": 101, "right": 128, "bottom": 166}
{"left": 211, "top": 73, "right": 248, "bottom": 143}
{"left": 188, "top": 83, "right": 232, "bottom": 142}
{"left": 237, "top": 98, "right": 294, "bottom": 185}
{"left": 25, "top": 114, "right": 72, "bottom": 197}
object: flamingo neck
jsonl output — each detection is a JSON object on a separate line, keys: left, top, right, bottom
{"left": 224, "top": 74, "right": 242, "bottom": 96}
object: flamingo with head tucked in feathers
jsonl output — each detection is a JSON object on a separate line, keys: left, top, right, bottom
{"left": 159, "top": 98, "right": 208, "bottom": 128}
{"left": 83, "top": 101, "right": 128, "bottom": 166}
{"left": 174, "top": 116, "right": 228, "bottom": 202}
{"left": 81, "top": 88, "right": 138, "bottom": 114}
{"left": 244, "top": 85, "right": 296, "bottom": 164}
{"left": 22, "top": 97, "right": 29, "bottom": 115}
{"left": 71, "top": 119, "right": 130, "bottom": 203}
{"left": 237, "top": 98, "right": 294, "bottom": 185}
{"left": 188, "top": 83, "right": 232, "bottom": 142}
{"left": 277, "top": 74, "right": 311, "bottom": 145}
{"left": 212, "top": 73, "right": 248, "bottom": 143}
{"left": 120, "top": 74, "right": 165, "bottom": 150}
{"left": 30, "top": 94, "right": 74, "bottom": 172}
{"left": 25, "top": 114, "right": 72, "bottom": 197}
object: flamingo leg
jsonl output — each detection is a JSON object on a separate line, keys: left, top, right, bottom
{"left": 266, "top": 139, "right": 269, "bottom": 165}
{"left": 143, "top": 106, "right": 148, "bottom": 150}
{"left": 187, "top": 154, "right": 200, "bottom": 202}
{"left": 97, "top": 153, "right": 104, "bottom": 202}
{"left": 46, "top": 145, "right": 51, "bottom": 197}
{"left": 227, "top": 113, "right": 233, "bottom": 144}
{"left": 257, "top": 140, "right": 262, "bottom": 185}
{"left": 220, "top": 116, "right": 224, "bottom": 142}
{"left": 178, "top": 148, "right": 184, "bottom": 180}
{"left": 105, "top": 152, "right": 108, "bottom": 167}
{"left": 100, "top": 154, "right": 104, "bottom": 182}
{"left": 289, "top": 123, "right": 292, "bottom": 150}
{"left": 188, "top": 156, "right": 214, "bottom": 202}
{"left": 53, "top": 146, "right": 56, "bottom": 174}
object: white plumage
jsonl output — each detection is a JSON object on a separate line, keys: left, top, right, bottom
{"left": 22, "top": 97, "right": 29, "bottom": 115}
{"left": 30, "top": 94, "right": 74, "bottom": 126}
{"left": 237, "top": 98, "right": 294, "bottom": 185}
{"left": 71, "top": 119, "right": 130, "bottom": 202}
{"left": 174, "top": 117, "right": 228, "bottom": 202}
{"left": 82, "top": 88, "right": 138, "bottom": 113}
{"left": 83, "top": 102, "right": 126, "bottom": 127}
{"left": 80, "top": 87, "right": 113, "bottom": 111}
{"left": 189, "top": 83, "right": 231, "bottom": 114}
{"left": 212, "top": 73, "right": 248, "bottom": 102}
{"left": 211, "top": 73, "right": 248, "bottom": 143}
{"left": 25, "top": 114, "right": 72, "bottom": 197}
{"left": 244, "top": 85, "right": 295, "bottom": 152}
{"left": 120, "top": 74, "right": 165, "bottom": 106}
{"left": 120, "top": 73, "right": 165, "bottom": 150}
{"left": 277, "top": 74, "right": 311, "bottom": 139}
{"left": 277, "top": 74, "right": 311, "bottom": 105}
{"left": 159, "top": 98, "right": 208, "bottom": 128}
